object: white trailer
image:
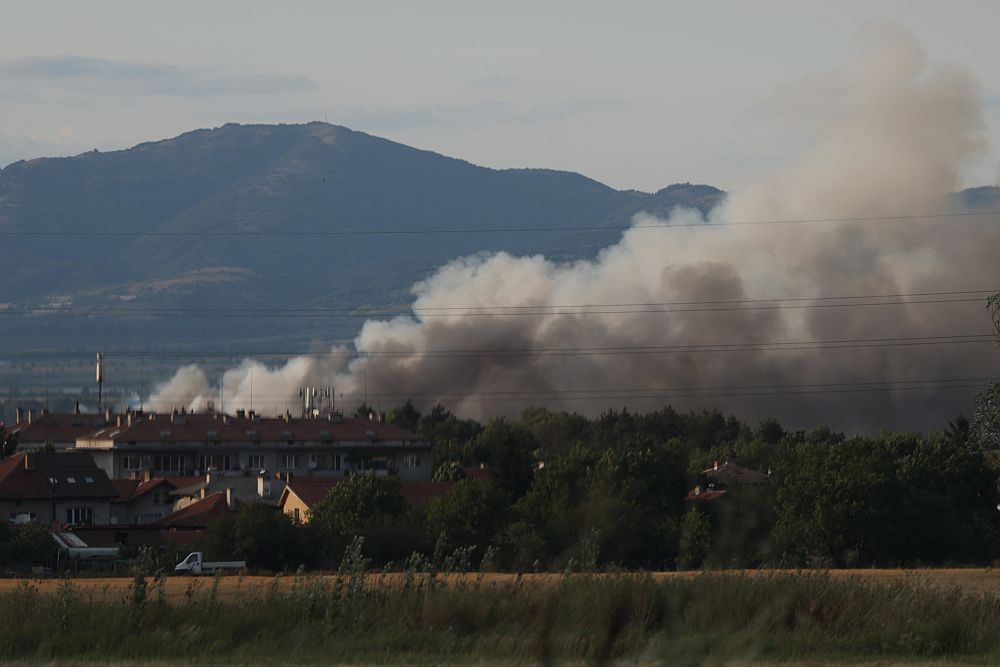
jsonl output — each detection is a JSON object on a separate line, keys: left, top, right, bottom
{"left": 174, "top": 551, "right": 246, "bottom": 575}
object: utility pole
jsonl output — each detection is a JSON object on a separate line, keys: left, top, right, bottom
{"left": 96, "top": 352, "right": 104, "bottom": 413}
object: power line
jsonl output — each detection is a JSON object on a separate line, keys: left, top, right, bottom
{"left": 0, "top": 290, "right": 993, "bottom": 319}
{"left": 17, "top": 376, "right": 990, "bottom": 406}
{"left": 0, "top": 210, "right": 997, "bottom": 238}
{"left": 0, "top": 333, "right": 994, "bottom": 360}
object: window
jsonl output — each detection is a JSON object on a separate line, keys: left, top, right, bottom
{"left": 84, "top": 476, "right": 94, "bottom": 483}
{"left": 281, "top": 454, "right": 299, "bottom": 470}
{"left": 199, "top": 454, "right": 232, "bottom": 471}
{"left": 65, "top": 507, "right": 94, "bottom": 525}
{"left": 292, "top": 507, "right": 301, "bottom": 522}
{"left": 152, "top": 491, "right": 171, "bottom": 505}
{"left": 334, "top": 454, "right": 342, "bottom": 472}
{"left": 123, "top": 455, "right": 140, "bottom": 471}
{"left": 66, "top": 477, "right": 76, "bottom": 484}
{"left": 404, "top": 454, "right": 421, "bottom": 469}
{"left": 308, "top": 453, "right": 319, "bottom": 470}
{"left": 247, "top": 454, "right": 264, "bottom": 471}
{"left": 153, "top": 455, "right": 184, "bottom": 474}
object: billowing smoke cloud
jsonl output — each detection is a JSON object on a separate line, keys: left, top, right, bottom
{"left": 151, "top": 23, "right": 1000, "bottom": 430}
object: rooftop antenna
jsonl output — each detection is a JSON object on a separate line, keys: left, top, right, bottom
{"left": 96, "top": 352, "right": 105, "bottom": 413}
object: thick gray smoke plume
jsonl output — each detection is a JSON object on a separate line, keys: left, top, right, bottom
{"left": 151, "top": 23, "right": 1000, "bottom": 430}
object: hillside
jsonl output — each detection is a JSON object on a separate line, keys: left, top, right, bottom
{"left": 0, "top": 122, "right": 723, "bottom": 354}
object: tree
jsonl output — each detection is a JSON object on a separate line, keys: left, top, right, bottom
{"left": 677, "top": 507, "right": 712, "bottom": 570}
{"left": 972, "top": 383, "right": 1000, "bottom": 451}
{"left": 0, "top": 424, "right": 17, "bottom": 459}
{"left": 472, "top": 418, "right": 537, "bottom": 499}
{"left": 197, "top": 502, "right": 306, "bottom": 571}
{"left": 0, "top": 523, "right": 57, "bottom": 566}
{"left": 387, "top": 400, "right": 421, "bottom": 432}
{"left": 308, "top": 474, "right": 410, "bottom": 562}
{"left": 424, "top": 480, "right": 510, "bottom": 553}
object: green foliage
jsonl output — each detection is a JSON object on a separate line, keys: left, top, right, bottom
{"left": 772, "top": 431, "right": 1000, "bottom": 566}
{"left": 677, "top": 507, "right": 712, "bottom": 570}
{"left": 386, "top": 399, "right": 421, "bottom": 432}
{"left": 6, "top": 572, "right": 1000, "bottom": 663}
{"left": 470, "top": 418, "right": 537, "bottom": 499}
{"left": 197, "top": 502, "right": 306, "bottom": 570}
{"left": 431, "top": 460, "right": 467, "bottom": 482}
{"left": 309, "top": 474, "right": 410, "bottom": 562}
{"left": 973, "top": 382, "right": 1000, "bottom": 451}
{"left": 424, "top": 480, "right": 510, "bottom": 553}
{"left": 0, "top": 523, "right": 58, "bottom": 566}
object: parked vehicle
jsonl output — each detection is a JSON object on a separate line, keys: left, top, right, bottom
{"left": 174, "top": 551, "right": 246, "bottom": 575}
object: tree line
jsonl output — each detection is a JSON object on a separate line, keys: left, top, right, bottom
{"left": 196, "top": 392, "right": 1000, "bottom": 572}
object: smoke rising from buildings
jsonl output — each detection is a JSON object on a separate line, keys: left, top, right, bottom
{"left": 150, "top": 24, "right": 1000, "bottom": 430}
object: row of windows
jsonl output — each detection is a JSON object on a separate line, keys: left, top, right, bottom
{"left": 122, "top": 453, "right": 362, "bottom": 472}
{"left": 123, "top": 452, "right": 424, "bottom": 473}
{"left": 9, "top": 509, "right": 98, "bottom": 525}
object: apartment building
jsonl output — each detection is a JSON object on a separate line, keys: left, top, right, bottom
{"left": 75, "top": 410, "right": 433, "bottom": 481}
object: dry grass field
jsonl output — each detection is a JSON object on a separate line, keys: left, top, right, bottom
{"left": 3, "top": 568, "right": 1000, "bottom": 604}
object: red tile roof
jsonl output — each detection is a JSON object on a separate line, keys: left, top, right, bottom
{"left": 703, "top": 462, "right": 770, "bottom": 485}
{"left": 0, "top": 452, "right": 116, "bottom": 500}
{"left": 10, "top": 413, "right": 111, "bottom": 444}
{"left": 281, "top": 477, "right": 452, "bottom": 511}
{"left": 284, "top": 478, "right": 343, "bottom": 508}
{"left": 111, "top": 477, "right": 181, "bottom": 503}
{"left": 685, "top": 488, "right": 728, "bottom": 502}
{"left": 78, "top": 413, "right": 428, "bottom": 446}
{"left": 149, "top": 492, "right": 234, "bottom": 529}
{"left": 400, "top": 481, "right": 452, "bottom": 508}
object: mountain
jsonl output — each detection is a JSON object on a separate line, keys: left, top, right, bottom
{"left": 0, "top": 122, "right": 724, "bottom": 355}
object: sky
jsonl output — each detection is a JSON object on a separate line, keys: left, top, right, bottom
{"left": 1, "top": 1, "right": 998, "bottom": 192}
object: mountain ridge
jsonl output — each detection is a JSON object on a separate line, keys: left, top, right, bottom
{"left": 0, "top": 122, "right": 724, "bottom": 352}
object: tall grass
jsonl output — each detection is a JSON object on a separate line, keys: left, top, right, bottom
{"left": 3, "top": 571, "right": 1000, "bottom": 664}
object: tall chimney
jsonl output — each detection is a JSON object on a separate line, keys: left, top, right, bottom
{"left": 116, "top": 415, "right": 123, "bottom": 427}
{"left": 74, "top": 401, "right": 81, "bottom": 415}
{"left": 23, "top": 454, "right": 34, "bottom": 472}
{"left": 27, "top": 410, "right": 33, "bottom": 424}
{"left": 143, "top": 469, "right": 152, "bottom": 483}
{"left": 226, "top": 487, "right": 236, "bottom": 511}
{"left": 104, "top": 408, "right": 112, "bottom": 424}
{"left": 15, "top": 407, "right": 23, "bottom": 424}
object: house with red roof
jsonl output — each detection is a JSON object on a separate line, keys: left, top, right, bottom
{"left": 685, "top": 461, "right": 771, "bottom": 502}
{"left": 0, "top": 452, "right": 117, "bottom": 525}
{"left": 278, "top": 477, "right": 453, "bottom": 523}
{"left": 110, "top": 473, "right": 201, "bottom": 525}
